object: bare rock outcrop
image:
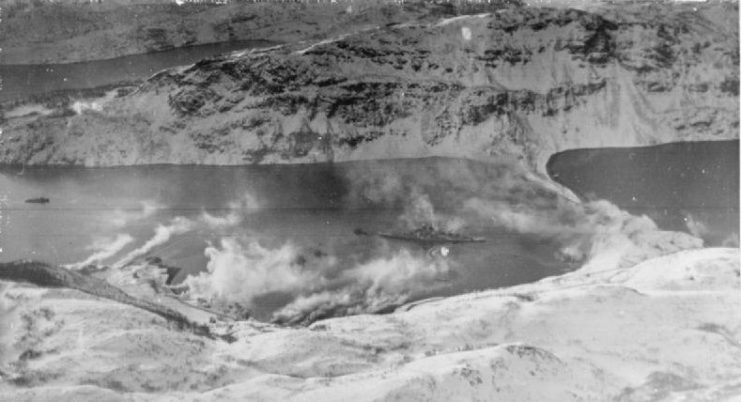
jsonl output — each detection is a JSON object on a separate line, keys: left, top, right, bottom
{"left": 1, "top": 2, "right": 738, "bottom": 175}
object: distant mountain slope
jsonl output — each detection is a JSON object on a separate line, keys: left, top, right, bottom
{"left": 1, "top": 2, "right": 737, "bottom": 175}
{"left": 0, "top": 0, "right": 517, "bottom": 64}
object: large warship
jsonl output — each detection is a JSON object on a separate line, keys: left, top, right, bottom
{"left": 354, "top": 224, "right": 485, "bottom": 246}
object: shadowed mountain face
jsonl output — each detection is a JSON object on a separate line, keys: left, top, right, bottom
{"left": 0, "top": 3, "right": 739, "bottom": 400}
{"left": 0, "top": 0, "right": 521, "bottom": 64}
{"left": 2, "top": 2, "right": 737, "bottom": 172}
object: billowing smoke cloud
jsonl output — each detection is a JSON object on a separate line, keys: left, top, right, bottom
{"left": 201, "top": 211, "right": 242, "bottom": 228}
{"left": 401, "top": 189, "right": 465, "bottom": 232}
{"left": 273, "top": 248, "right": 452, "bottom": 325}
{"left": 65, "top": 234, "right": 134, "bottom": 270}
{"left": 201, "top": 190, "right": 260, "bottom": 228}
{"left": 346, "top": 159, "right": 703, "bottom": 272}
{"left": 183, "top": 236, "right": 452, "bottom": 325}
{"left": 721, "top": 233, "right": 739, "bottom": 248}
{"left": 185, "top": 238, "right": 321, "bottom": 306}
{"left": 683, "top": 213, "right": 709, "bottom": 239}
{"left": 114, "top": 217, "right": 194, "bottom": 268}
{"left": 571, "top": 202, "right": 702, "bottom": 271}
{"left": 464, "top": 196, "right": 703, "bottom": 271}
{"left": 176, "top": 158, "right": 707, "bottom": 325}
{"left": 108, "top": 200, "right": 160, "bottom": 228}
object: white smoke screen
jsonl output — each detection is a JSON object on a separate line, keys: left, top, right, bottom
{"left": 183, "top": 235, "right": 453, "bottom": 324}
{"left": 114, "top": 217, "right": 194, "bottom": 268}
{"left": 174, "top": 159, "right": 703, "bottom": 324}
{"left": 65, "top": 234, "right": 134, "bottom": 270}
{"left": 185, "top": 238, "right": 321, "bottom": 305}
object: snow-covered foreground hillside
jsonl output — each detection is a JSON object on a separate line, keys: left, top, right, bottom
{"left": 1, "top": 247, "right": 738, "bottom": 401}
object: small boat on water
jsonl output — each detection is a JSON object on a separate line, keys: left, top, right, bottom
{"left": 25, "top": 197, "right": 50, "bottom": 204}
{"left": 354, "top": 224, "right": 485, "bottom": 245}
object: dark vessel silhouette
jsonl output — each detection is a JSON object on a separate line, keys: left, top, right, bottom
{"left": 25, "top": 197, "right": 50, "bottom": 204}
{"left": 354, "top": 224, "right": 485, "bottom": 246}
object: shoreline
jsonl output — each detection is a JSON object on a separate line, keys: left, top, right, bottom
{"left": 0, "top": 1, "right": 737, "bottom": 397}
{"left": 2, "top": 3, "right": 737, "bottom": 170}
{"left": 0, "top": 39, "right": 280, "bottom": 68}
{"left": 1, "top": 139, "right": 735, "bottom": 321}
{"left": 0, "top": 246, "right": 737, "bottom": 399}
{"left": 0, "top": 0, "right": 516, "bottom": 65}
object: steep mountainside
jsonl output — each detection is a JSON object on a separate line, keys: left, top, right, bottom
{"left": 1, "top": 2, "right": 738, "bottom": 175}
{"left": 0, "top": 0, "right": 517, "bottom": 64}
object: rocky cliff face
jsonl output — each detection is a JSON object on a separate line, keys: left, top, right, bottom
{"left": 1, "top": 2, "right": 738, "bottom": 175}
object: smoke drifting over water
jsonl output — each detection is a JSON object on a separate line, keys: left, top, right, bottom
{"left": 345, "top": 158, "right": 703, "bottom": 266}
{"left": 58, "top": 158, "right": 709, "bottom": 324}
{"left": 347, "top": 159, "right": 707, "bottom": 282}
{"left": 65, "top": 234, "right": 134, "bottom": 270}
{"left": 184, "top": 236, "right": 452, "bottom": 324}
{"left": 273, "top": 248, "right": 453, "bottom": 325}
{"left": 683, "top": 213, "right": 709, "bottom": 239}
{"left": 114, "top": 217, "right": 194, "bottom": 268}
{"left": 201, "top": 191, "right": 261, "bottom": 228}
{"left": 185, "top": 238, "right": 321, "bottom": 307}
{"left": 170, "top": 158, "right": 704, "bottom": 324}
{"left": 463, "top": 197, "right": 702, "bottom": 270}
{"left": 108, "top": 201, "right": 160, "bottom": 228}
{"left": 401, "top": 189, "right": 465, "bottom": 232}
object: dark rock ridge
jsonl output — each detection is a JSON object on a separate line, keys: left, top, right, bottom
{"left": 1, "top": 2, "right": 738, "bottom": 175}
{"left": 0, "top": 260, "right": 227, "bottom": 341}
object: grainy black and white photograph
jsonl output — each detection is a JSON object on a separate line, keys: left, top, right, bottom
{"left": 0, "top": 0, "right": 738, "bottom": 400}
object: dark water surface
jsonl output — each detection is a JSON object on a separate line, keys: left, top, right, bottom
{"left": 0, "top": 158, "right": 570, "bottom": 319}
{"left": 547, "top": 140, "right": 740, "bottom": 246}
{"left": 1, "top": 141, "right": 736, "bottom": 319}
{"left": 0, "top": 40, "right": 273, "bottom": 102}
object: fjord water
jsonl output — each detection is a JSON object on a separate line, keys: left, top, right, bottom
{"left": 0, "top": 159, "right": 570, "bottom": 319}
{"left": 1, "top": 140, "right": 737, "bottom": 320}
{"left": 0, "top": 40, "right": 272, "bottom": 102}
{"left": 547, "top": 140, "right": 740, "bottom": 247}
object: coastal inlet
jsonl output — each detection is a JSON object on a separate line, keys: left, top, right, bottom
{"left": 1, "top": 158, "right": 574, "bottom": 322}
{"left": 1, "top": 141, "right": 735, "bottom": 323}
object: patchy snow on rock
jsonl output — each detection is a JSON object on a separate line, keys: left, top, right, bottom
{"left": 3, "top": 104, "right": 54, "bottom": 119}
{"left": 436, "top": 13, "right": 490, "bottom": 27}
{"left": 71, "top": 100, "right": 103, "bottom": 115}
{"left": 296, "top": 34, "right": 352, "bottom": 55}
{"left": 4, "top": 4, "right": 736, "bottom": 169}
{"left": 0, "top": 247, "right": 738, "bottom": 401}
{"left": 461, "top": 26, "right": 472, "bottom": 41}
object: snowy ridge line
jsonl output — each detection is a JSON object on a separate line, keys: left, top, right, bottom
{"left": 435, "top": 13, "right": 491, "bottom": 27}
{"left": 0, "top": 260, "right": 233, "bottom": 342}
{"left": 295, "top": 26, "right": 380, "bottom": 55}
{"left": 296, "top": 34, "right": 353, "bottom": 55}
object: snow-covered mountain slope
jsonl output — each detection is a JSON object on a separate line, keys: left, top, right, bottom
{"left": 2, "top": 2, "right": 737, "bottom": 176}
{"left": 1, "top": 247, "right": 738, "bottom": 401}
{"left": 1, "top": 0, "right": 515, "bottom": 64}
